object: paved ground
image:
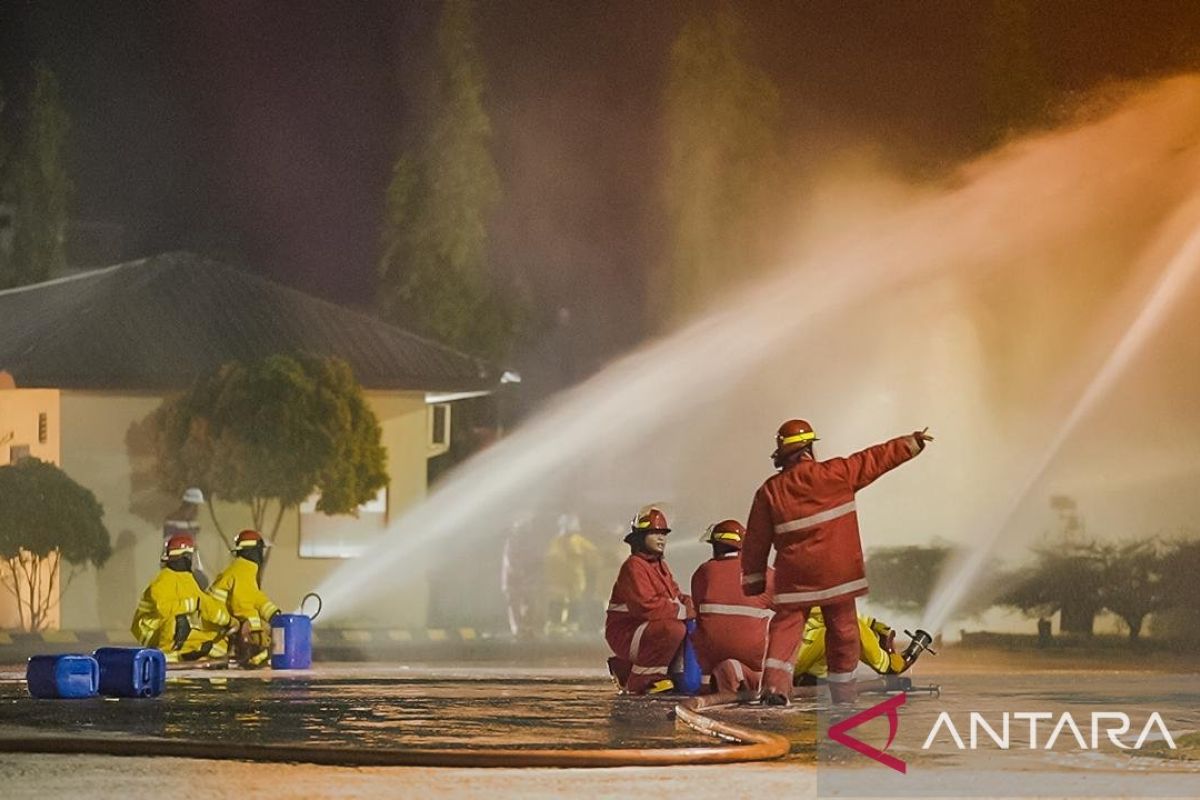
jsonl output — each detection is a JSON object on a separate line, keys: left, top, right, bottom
{"left": 0, "top": 662, "right": 1197, "bottom": 799}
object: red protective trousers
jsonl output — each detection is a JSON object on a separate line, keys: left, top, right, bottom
{"left": 762, "top": 599, "right": 860, "bottom": 703}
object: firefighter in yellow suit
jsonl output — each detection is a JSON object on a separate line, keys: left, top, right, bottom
{"left": 131, "top": 534, "right": 232, "bottom": 663}
{"left": 544, "top": 514, "right": 600, "bottom": 634}
{"left": 207, "top": 529, "right": 281, "bottom": 668}
{"left": 793, "top": 608, "right": 909, "bottom": 681}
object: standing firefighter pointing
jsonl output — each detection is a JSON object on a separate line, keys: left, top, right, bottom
{"left": 742, "top": 419, "right": 932, "bottom": 706}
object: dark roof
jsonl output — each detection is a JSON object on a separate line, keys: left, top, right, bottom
{"left": 0, "top": 252, "right": 493, "bottom": 392}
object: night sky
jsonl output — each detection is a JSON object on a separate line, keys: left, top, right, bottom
{"left": 3, "top": 1, "right": 1199, "bottom": 376}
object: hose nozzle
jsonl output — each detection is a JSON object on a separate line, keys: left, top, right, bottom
{"left": 901, "top": 629, "right": 937, "bottom": 665}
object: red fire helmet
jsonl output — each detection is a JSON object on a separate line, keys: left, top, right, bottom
{"left": 772, "top": 418, "right": 818, "bottom": 466}
{"left": 702, "top": 519, "right": 746, "bottom": 549}
{"left": 163, "top": 534, "right": 195, "bottom": 560}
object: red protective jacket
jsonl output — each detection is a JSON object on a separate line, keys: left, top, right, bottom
{"left": 690, "top": 554, "right": 774, "bottom": 673}
{"left": 605, "top": 552, "right": 694, "bottom": 658}
{"left": 743, "top": 435, "right": 920, "bottom": 605}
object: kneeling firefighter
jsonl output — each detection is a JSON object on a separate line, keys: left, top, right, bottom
{"left": 690, "top": 520, "right": 774, "bottom": 697}
{"left": 793, "top": 609, "right": 911, "bottom": 683}
{"left": 207, "top": 529, "right": 281, "bottom": 668}
{"left": 604, "top": 507, "right": 695, "bottom": 694}
{"left": 131, "top": 534, "right": 232, "bottom": 662}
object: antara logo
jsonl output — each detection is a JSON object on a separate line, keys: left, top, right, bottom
{"left": 828, "top": 695, "right": 1179, "bottom": 775}
{"left": 828, "top": 693, "right": 908, "bottom": 774}
{"left": 922, "top": 711, "right": 1178, "bottom": 751}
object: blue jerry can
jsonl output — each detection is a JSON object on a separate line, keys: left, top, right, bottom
{"left": 93, "top": 647, "right": 167, "bottom": 698}
{"left": 26, "top": 654, "right": 100, "bottom": 699}
{"left": 270, "top": 613, "right": 312, "bottom": 669}
{"left": 672, "top": 619, "right": 704, "bottom": 696}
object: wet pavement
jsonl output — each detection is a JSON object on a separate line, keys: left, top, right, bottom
{"left": 0, "top": 662, "right": 1197, "bottom": 798}
{"left": 0, "top": 665, "right": 727, "bottom": 751}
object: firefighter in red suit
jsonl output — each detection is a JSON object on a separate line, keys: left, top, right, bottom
{"left": 605, "top": 507, "right": 695, "bottom": 694}
{"left": 742, "top": 419, "right": 932, "bottom": 706}
{"left": 690, "top": 519, "right": 774, "bottom": 697}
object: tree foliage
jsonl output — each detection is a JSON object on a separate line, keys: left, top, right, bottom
{"left": 1000, "top": 537, "right": 1172, "bottom": 640}
{"left": 866, "top": 544, "right": 999, "bottom": 618}
{"left": 2, "top": 64, "right": 72, "bottom": 290}
{"left": 0, "top": 458, "right": 111, "bottom": 631}
{"left": 979, "top": 0, "right": 1050, "bottom": 148}
{"left": 1160, "top": 537, "right": 1200, "bottom": 615}
{"left": 1000, "top": 540, "right": 1104, "bottom": 634}
{"left": 150, "top": 354, "right": 389, "bottom": 542}
{"left": 377, "top": 0, "right": 518, "bottom": 361}
{"left": 0, "top": 78, "right": 9, "bottom": 281}
{"left": 655, "top": 5, "right": 782, "bottom": 322}
{"left": 1097, "top": 539, "right": 1169, "bottom": 641}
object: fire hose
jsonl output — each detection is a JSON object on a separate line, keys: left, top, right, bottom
{"left": 0, "top": 691, "right": 789, "bottom": 768}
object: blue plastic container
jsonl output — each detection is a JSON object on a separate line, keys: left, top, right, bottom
{"left": 270, "top": 613, "right": 312, "bottom": 669}
{"left": 93, "top": 647, "right": 166, "bottom": 698}
{"left": 26, "top": 654, "right": 100, "bottom": 699}
{"left": 670, "top": 619, "right": 704, "bottom": 696}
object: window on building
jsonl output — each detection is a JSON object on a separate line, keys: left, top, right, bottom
{"left": 428, "top": 403, "right": 451, "bottom": 455}
{"left": 298, "top": 487, "right": 388, "bottom": 558}
{"left": 38, "top": 413, "right": 48, "bottom": 444}
{"left": 9, "top": 444, "right": 31, "bottom": 464}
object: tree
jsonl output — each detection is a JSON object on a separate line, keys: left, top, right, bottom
{"left": 0, "top": 78, "right": 10, "bottom": 279}
{"left": 1155, "top": 536, "right": 1200, "bottom": 639}
{"left": 655, "top": 5, "right": 782, "bottom": 322}
{"left": 1097, "top": 539, "right": 1169, "bottom": 642}
{"left": 3, "top": 64, "right": 72, "bottom": 290}
{"left": 377, "top": 0, "right": 517, "bottom": 361}
{"left": 866, "top": 544, "right": 1000, "bottom": 618}
{"left": 0, "top": 458, "right": 111, "bottom": 631}
{"left": 979, "top": 0, "right": 1050, "bottom": 149}
{"left": 1160, "top": 537, "right": 1200, "bottom": 614}
{"left": 150, "top": 354, "right": 389, "bottom": 545}
{"left": 1000, "top": 540, "right": 1105, "bottom": 635}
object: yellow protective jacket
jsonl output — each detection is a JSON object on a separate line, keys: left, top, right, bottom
{"left": 794, "top": 608, "right": 906, "bottom": 678}
{"left": 131, "top": 567, "right": 232, "bottom": 651}
{"left": 544, "top": 533, "right": 599, "bottom": 601}
{"left": 207, "top": 556, "right": 280, "bottom": 632}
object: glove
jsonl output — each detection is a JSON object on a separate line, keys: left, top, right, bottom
{"left": 674, "top": 599, "right": 687, "bottom": 620}
{"left": 172, "top": 614, "right": 191, "bottom": 650}
{"left": 875, "top": 626, "right": 896, "bottom": 654}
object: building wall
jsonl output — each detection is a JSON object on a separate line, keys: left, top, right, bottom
{"left": 58, "top": 390, "right": 432, "bottom": 630}
{"left": 226, "top": 391, "right": 432, "bottom": 627}
{"left": 0, "top": 387, "right": 62, "bottom": 629}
